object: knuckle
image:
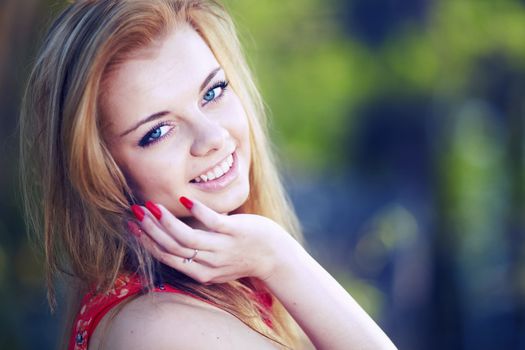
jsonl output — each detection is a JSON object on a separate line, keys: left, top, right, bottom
{"left": 210, "top": 216, "right": 226, "bottom": 232}
{"left": 210, "top": 256, "right": 225, "bottom": 268}
{"left": 168, "top": 244, "right": 182, "bottom": 256}
{"left": 205, "top": 257, "right": 220, "bottom": 268}
{"left": 164, "top": 219, "right": 176, "bottom": 234}
{"left": 181, "top": 235, "right": 197, "bottom": 248}
{"left": 139, "top": 220, "right": 153, "bottom": 235}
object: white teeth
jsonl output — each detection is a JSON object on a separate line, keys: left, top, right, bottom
{"left": 213, "top": 166, "right": 224, "bottom": 178}
{"left": 220, "top": 161, "right": 229, "bottom": 173}
{"left": 192, "top": 153, "right": 234, "bottom": 183}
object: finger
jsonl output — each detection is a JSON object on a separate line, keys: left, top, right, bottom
{"left": 131, "top": 209, "right": 226, "bottom": 268}
{"left": 179, "top": 196, "right": 232, "bottom": 234}
{"left": 127, "top": 220, "right": 143, "bottom": 238}
{"left": 139, "top": 208, "right": 198, "bottom": 258}
{"left": 152, "top": 203, "right": 223, "bottom": 250}
{"left": 140, "top": 234, "right": 225, "bottom": 284}
{"left": 180, "top": 247, "right": 219, "bottom": 264}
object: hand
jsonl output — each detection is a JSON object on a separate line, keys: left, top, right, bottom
{"left": 130, "top": 197, "right": 294, "bottom": 284}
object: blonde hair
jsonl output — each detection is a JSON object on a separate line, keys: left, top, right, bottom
{"left": 20, "top": 0, "right": 303, "bottom": 348}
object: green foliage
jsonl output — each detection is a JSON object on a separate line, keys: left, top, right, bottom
{"left": 225, "top": 0, "right": 525, "bottom": 169}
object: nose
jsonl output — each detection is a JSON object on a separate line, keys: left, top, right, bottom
{"left": 189, "top": 115, "right": 228, "bottom": 157}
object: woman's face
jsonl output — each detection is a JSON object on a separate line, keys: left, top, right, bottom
{"left": 101, "top": 25, "right": 251, "bottom": 218}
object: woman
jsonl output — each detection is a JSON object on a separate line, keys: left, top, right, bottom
{"left": 20, "top": 0, "right": 397, "bottom": 349}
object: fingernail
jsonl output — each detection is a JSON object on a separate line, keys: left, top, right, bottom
{"left": 127, "top": 220, "right": 142, "bottom": 237}
{"left": 131, "top": 205, "right": 145, "bottom": 222}
{"left": 145, "top": 201, "right": 162, "bottom": 220}
{"left": 179, "top": 196, "right": 193, "bottom": 210}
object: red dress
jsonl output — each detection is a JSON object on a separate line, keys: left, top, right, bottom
{"left": 68, "top": 274, "right": 273, "bottom": 350}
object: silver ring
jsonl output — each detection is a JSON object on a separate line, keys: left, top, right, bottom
{"left": 183, "top": 249, "right": 199, "bottom": 264}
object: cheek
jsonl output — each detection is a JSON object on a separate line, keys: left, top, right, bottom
{"left": 234, "top": 108, "right": 252, "bottom": 162}
{"left": 109, "top": 148, "right": 170, "bottom": 200}
{"left": 227, "top": 97, "right": 251, "bottom": 143}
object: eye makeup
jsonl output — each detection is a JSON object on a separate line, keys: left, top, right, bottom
{"left": 138, "top": 121, "right": 176, "bottom": 148}
{"left": 202, "top": 80, "right": 229, "bottom": 106}
{"left": 136, "top": 79, "right": 230, "bottom": 148}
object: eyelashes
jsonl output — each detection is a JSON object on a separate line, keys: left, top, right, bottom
{"left": 138, "top": 122, "right": 176, "bottom": 148}
{"left": 137, "top": 79, "right": 230, "bottom": 148}
{"left": 202, "top": 80, "right": 229, "bottom": 105}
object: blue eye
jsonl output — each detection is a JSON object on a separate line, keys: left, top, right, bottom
{"left": 203, "top": 89, "right": 216, "bottom": 102}
{"left": 139, "top": 124, "right": 174, "bottom": 147}
{"left": 150, "top": 128, "right": 162, "bottom": 139}
{"left": 203, "top": 80, "right": 229, "bottom": 104}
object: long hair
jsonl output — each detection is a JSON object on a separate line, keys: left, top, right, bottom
{"left": 20, "top": 0, "right": 304, "bottom": 348}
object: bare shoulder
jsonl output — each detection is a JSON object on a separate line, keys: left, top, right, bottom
{"left": 89, "top": 292, "right": 279, "bottom": 350}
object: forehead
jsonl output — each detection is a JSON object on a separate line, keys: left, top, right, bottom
{"left": 100, "top": 24, "right": 219, "bottom": 126}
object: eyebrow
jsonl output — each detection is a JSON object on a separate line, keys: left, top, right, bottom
{"left": 119, "top": 66, "right": 222, "bottom": 138}
{"left": 119, "top": 111, "right": 169, "bottom": 137}
{"left": 200, "top": 66, "right": 222, "bottom": 92}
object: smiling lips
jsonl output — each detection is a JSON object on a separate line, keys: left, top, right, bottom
{"left": 190, "top": 153, "right": 234, "bottom": 183}
{"left": 189, "top": 151, "right": 239, "bottom": 192}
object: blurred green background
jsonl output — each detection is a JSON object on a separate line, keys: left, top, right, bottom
{"left": 1, "top": 0, "right": 525, "bottom": 349}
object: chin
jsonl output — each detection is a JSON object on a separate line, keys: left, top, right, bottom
{"left": 207, "top": 184, "right": 250, "bottom": 215}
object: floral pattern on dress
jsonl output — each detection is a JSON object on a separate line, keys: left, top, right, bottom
{"left": 69, "top": 274, "right": 141, "bottom": 350}
{"left": 68, "top": 274, "right": 274, "bottom": 350}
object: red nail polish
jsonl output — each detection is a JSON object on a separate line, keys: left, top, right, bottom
{"left": 179, "top": 196, "right": 193, "bottom": 210}
{"left": 127, "top": 220, "right": 142, "bottom": 237}
{"left": 131, "top": 205, "right": 145, "bottom": 222}
{"left": 145, "top": 201, "right": 162, "bottom": 220}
